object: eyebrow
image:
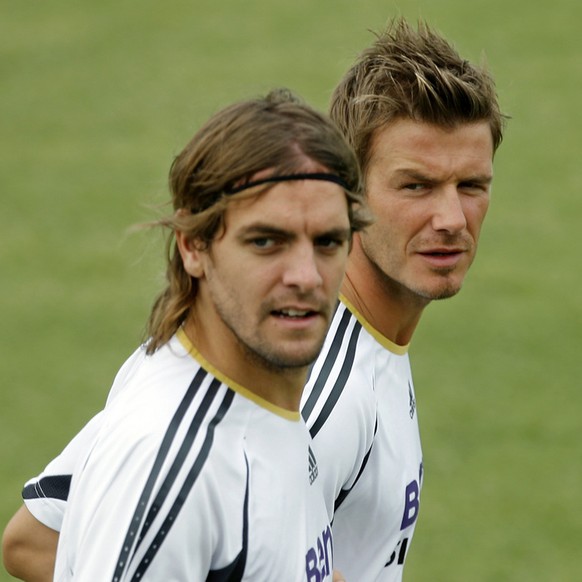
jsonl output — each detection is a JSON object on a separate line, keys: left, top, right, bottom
{"left": 395, "top": 169, "right": 493, "bottom": 185}
{"left": 237, "top": 223, "right": 352, "bottom": 241}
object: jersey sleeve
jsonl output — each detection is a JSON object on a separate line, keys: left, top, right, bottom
{"left": 53, "top": 380, "right": 246, "bottom": 581}
{"left": 54, "top": 437, "right": 224, "bottom": 581}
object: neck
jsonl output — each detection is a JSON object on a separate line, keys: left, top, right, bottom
{"left": 341, "top": 243, "right": 428, "bottom": 346}
{"left": 182, "top": 313, "right": 307, "bottom": 413}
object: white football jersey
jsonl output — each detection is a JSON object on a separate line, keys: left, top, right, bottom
{"left": 52, "top": 330, "right": 333, "bottom": 581}
{"left": 24, "top": 297, "right": 423, "bottom": 581}
{"left": 301, "top": 296, "right": 424, "bottom": 582}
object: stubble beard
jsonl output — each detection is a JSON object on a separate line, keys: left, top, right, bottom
{"left": 371, "top": 257, "right": 465, "bottom": 305}
{"left": 216, "top": 303, "right": 328, "bottom": 373}
{"left": 362, "top": 228, "right": 476, "bottom": 303}
{"left": 237, "top": 335, "right": 325, "bottom": 373}
{"left": 414, "top": 272, "right": 464, "bottom": 301}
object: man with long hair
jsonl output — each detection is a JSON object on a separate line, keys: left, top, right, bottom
{"left": 4, "top": 88, "right": 368, "bottom": 580}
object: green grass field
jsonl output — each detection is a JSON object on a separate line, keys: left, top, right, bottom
{"left": 2, "top": 0, "right": 581, "bottom": 580}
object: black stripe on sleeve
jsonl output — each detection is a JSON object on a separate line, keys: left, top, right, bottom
{"left": 111, "top": 367, "right": 209, "bottom": 582}
{"left": 333, "top": 415, "right": 378, "bottom": 513}
{"left": 133, "top": 378, "right": 223, "bottom": 550}
{"left": 22, "top": 475, "right": 72, "bottom": 502}
{"left": 306, "top": 322, "right": 362, "bottom": 439}
{"left": 301, "top": 307, "right": 353, "bottom": 421}
{"left": 129, "top": 388, "right": 235, "bottom": 581}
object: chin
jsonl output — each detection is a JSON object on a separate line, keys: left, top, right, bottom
{"left": 427, "top": 282, "right": 464, "bottom": 300}
{"left": 430, "top": 289, "right": 462, "bottom": 301}
{"left": 251, "top": 345, "right": 323, "bottom": 372}
{"left": 411, "top": 279, "right": 464, "bottom": 301}
{"left": 274, "top": 348, "right": 323, "bottom": 369}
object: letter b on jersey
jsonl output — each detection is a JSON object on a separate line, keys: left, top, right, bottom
{"left": 305, "top": 526, "right": 332, "bottom": 581}
{"left": 400, "top": 479, "right": 420, "bottom": 530}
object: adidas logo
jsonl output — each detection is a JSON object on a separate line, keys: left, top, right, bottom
{"left": 308, "top": 446, "right": 319, "bottom": 485}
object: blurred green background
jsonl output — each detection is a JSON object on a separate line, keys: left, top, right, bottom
{"left": 1, "top": 0, "right": 580, "bottom": 580}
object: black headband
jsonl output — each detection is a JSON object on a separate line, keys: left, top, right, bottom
{"left": 192, "top": 172, "right": 351, "bottom": 213}
{"left": 225, "top": 172, "right": 351, "bottom": 195}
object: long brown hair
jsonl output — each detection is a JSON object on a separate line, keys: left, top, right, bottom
{"left": 145, "top": 88, "right": 370, "bottom": 353}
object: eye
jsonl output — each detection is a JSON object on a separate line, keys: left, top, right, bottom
{"left": 249, "top": 237, "right": 276, "bottom": 249}
{"left": 401, "top": 182, "right": 429, "bottom": 194}
{"left": 315, "top": 236, "right": 346, "bottom": 251}
{"left": 459, "top": 181, "right": 490, "bottom": 195}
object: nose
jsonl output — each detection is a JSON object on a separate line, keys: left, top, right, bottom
{"left": 431, "top": 188, "right": 467, "bottom": 234}
{"left": 281, "top": 245, "right": 323, "bottom": 291}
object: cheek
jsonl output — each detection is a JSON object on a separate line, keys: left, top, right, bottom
{"left": 367, "top": 193, "right": 393, "bottom": 221}
{"left": 465, "top": 199, "right": 490, "bottom": 237}
{"left": 367, "top": 205, "right": 416, "bottom": 247}
{"left": 247, "top": 265, "right": 284, "bottom": 300}
{"left": 369, "top": 193, "right": 420, "bottom": 228}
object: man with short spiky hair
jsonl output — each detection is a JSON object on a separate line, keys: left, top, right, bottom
{"left": 300, "top": 18, "right": 506, "bottom": 581}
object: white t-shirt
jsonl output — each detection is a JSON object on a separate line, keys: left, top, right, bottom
{"left": 25, "top": 297, "right": 423, "bottom": 581}
{"left": 301, "top": 297, "right": 423, "bottom": 582}
{"left": 51, "top": 330, "right": 333, "bottom": 581}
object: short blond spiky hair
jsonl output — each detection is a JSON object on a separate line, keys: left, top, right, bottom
{"left": 330, "top": 18, "right": 507, "bottom": 177}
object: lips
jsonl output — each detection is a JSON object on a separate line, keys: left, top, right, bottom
{"left": 273, "top": 308, "right": 317, "bottom": 318}
{"left": 417, "top": 248, "right": 466, "bottom": 269}
{"left": 419, "top": 245, "right": 466, "bottom": 255}
{"left": 419, "top": 250, "right": 463, "bottom": 257}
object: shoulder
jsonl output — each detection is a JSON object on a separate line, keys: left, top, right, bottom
{"left": 301, "top": 303, "right": 377, "bottom": 436}
{"left": 300, "top": 304, "right": 379, "bottom": 501}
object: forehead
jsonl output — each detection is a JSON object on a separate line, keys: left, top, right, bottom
{"left": 223, "top": 178, "right": 351, "bottom": 234}
{"left": 368, "top": 119, "right": 494, "bottom": 177}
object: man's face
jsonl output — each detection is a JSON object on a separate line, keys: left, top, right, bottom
{"left": 360, "top": 118, "right": 494, "bottom": 302}
{"left": 192, "top": 175, "right": 351, "bottom": 371}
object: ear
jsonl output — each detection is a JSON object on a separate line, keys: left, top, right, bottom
{"left": 175, "top": 229, "right": 206, "bottom": 279}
